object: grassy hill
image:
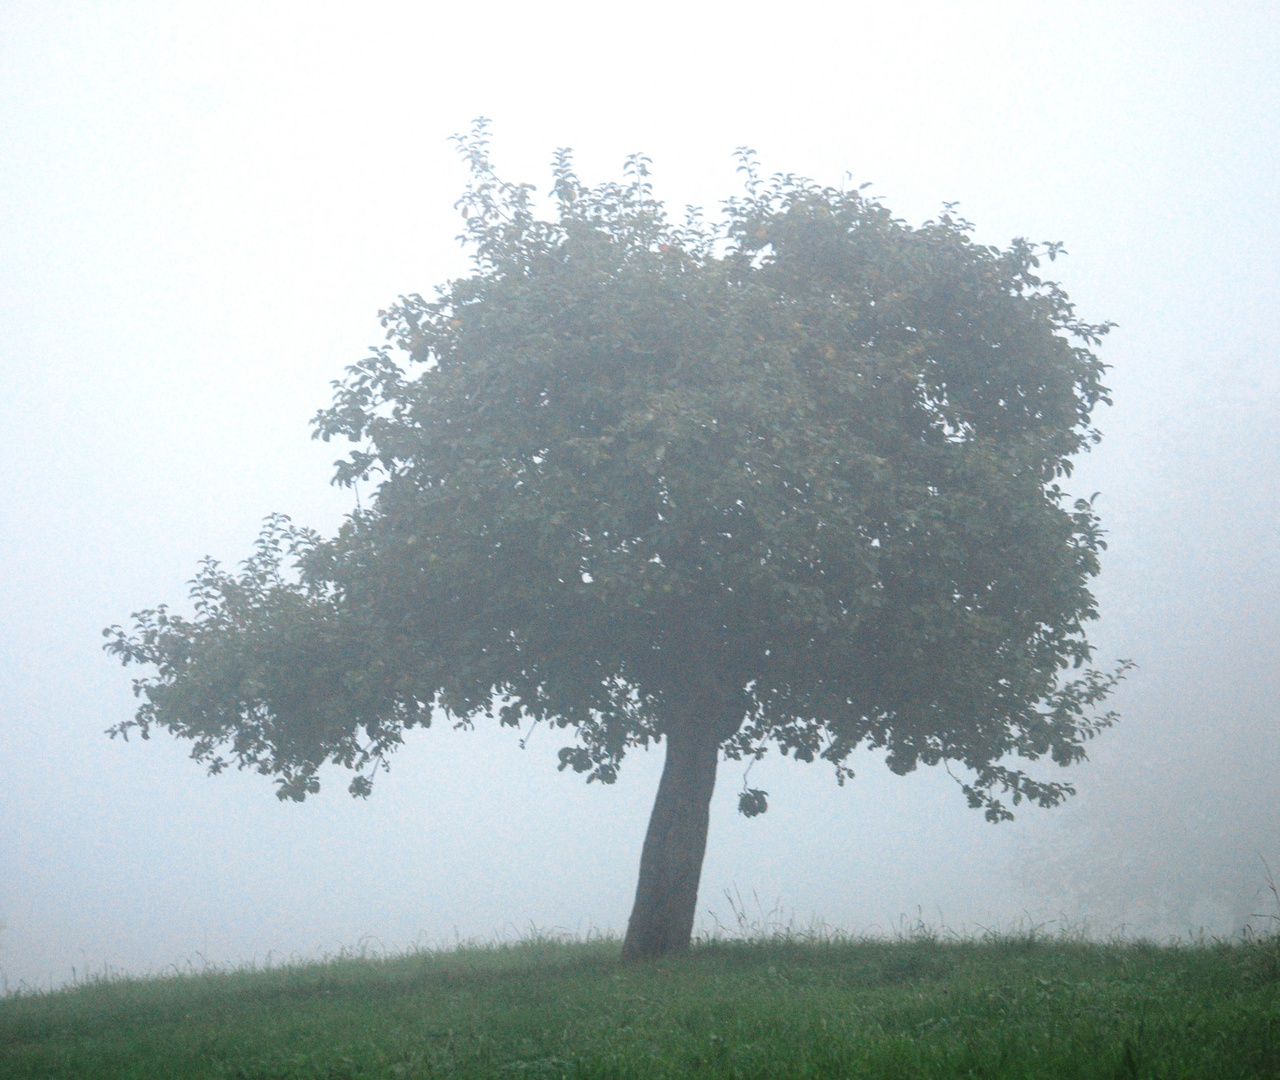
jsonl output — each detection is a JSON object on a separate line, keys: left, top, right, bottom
{"left": 3, "top": 932, "right": 1278, "bottom": 1078}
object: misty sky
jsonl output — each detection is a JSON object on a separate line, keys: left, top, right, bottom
{"left": 2, "top": 1, "right": 1277, "bottom": 990}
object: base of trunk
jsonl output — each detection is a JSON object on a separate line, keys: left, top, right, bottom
{"left": 621, "top": 722, "right": 721, "bottom": 961}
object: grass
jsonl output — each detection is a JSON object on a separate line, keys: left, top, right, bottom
{"left": 3, "top": 929, "right": 1279, "bottom": 1079}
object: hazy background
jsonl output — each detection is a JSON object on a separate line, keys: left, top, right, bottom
{"left": 2, "top": 1, "right": 1277, "bottom": 990}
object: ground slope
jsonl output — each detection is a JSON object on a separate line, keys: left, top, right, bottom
{"left": 2, "top": 936, "right": 1277, "bottom": 1078}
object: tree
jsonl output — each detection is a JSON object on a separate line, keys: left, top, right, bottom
{"left": 105, "top": 123, "right": 1131, "bottom": 961}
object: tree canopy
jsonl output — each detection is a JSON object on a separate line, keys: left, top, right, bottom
{"left": 105, "top": 123, "right": 1129, "bottom": 957}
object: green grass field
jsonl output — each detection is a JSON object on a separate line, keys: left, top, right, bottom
{"left": 3, "top": 932, "right": 1278, "bottom": 1079}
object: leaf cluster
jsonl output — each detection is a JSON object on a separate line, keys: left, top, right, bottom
{"left": 106, "top": 121, "right": 1129, "bottom": 817}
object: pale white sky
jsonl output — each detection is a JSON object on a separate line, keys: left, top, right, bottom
{"left": 2, "top": 0, "right": 1278, "bottom": 989}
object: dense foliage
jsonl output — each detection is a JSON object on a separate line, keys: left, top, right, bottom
{"left": 105, "top": 123, "right": 1128, "bottom": 823}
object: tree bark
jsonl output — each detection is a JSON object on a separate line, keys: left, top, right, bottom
{"left": 621, "top": 719, "right": 722, "bottom": 961}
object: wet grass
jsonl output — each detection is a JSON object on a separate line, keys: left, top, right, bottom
{"left": 3, "top": 932, "right": 1279, "bottom": 1078}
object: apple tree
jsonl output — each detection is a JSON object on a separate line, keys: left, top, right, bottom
{"left": 105, "top": 124, "right": 1130, "bottom": 960}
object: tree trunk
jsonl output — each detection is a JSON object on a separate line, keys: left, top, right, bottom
{"left": 621, "top": 720, "right": 721, "bottom": 961}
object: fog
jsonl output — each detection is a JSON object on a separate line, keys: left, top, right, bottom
{"left": 2, "top": 2, "right": 1276, "bottom": 989}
